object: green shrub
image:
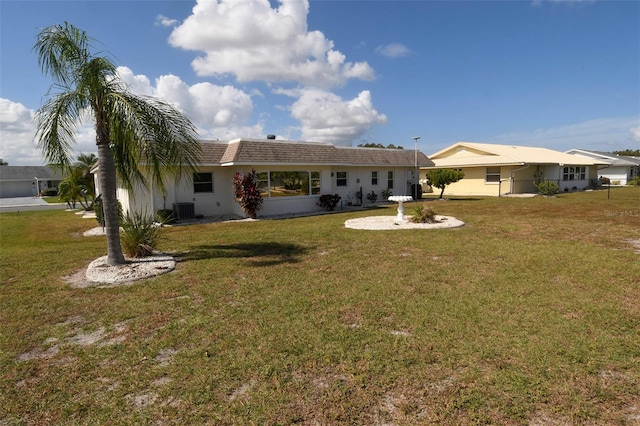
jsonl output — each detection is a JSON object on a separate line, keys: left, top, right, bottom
{"left": 366, "top": 191, "right": 378, "bottom": 203}
{"left": 93, "top": 196, "right": 123, "bottom": 226}
{"left": 120, "top": 212, "right": 163, "bottom": 258}
{"left": 534, "top": 180, "right": 559, "bottom": 196}
{"left": 40, "top": 187, "right": 57, "bottom": 196}
{"left": 381, "top": 188, "right": 393, "bottom": 200}
{"left": 410, "top": 204, "right": 438, "bottom": 224}
{"left": 318, "top": 194, "right": 341, "bottom": 211}
{"left": 156, "top": 209, "right": 176, "bottom": 224}
{"left": 627, "top": 176, "right": 640, "bottom": 186}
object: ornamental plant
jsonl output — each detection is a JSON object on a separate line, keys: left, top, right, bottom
{"left": 233, "top": 170, "right": 263, "bottom": 218}
{"left": 410, "top": 204, "right": 438, "bottom": 224}
{"left": 534, "top": 180, "right": 559, "bottom": 196}
{"left": 318, "top": 194, "right": 341, "bottom": 211}
{"left": 426, "top": 169, "right": 465, "bottom": 199}
{"left": 120, "top": 211, "right": 163, "bottom": 258}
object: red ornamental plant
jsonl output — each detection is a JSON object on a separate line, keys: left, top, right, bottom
{"left": 233, "top": 169, "right": 263, "bottom": 218}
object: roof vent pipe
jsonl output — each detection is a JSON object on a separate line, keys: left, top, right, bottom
{"left": 267, "top": 134, "right": 276, "bottom": 140}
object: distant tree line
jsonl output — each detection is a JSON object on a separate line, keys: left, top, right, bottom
{"left": 613, "top": 149, "right": 640, "bottom": 156}
{"left": 357, "top": 143, "right": 404, "bottom": 149}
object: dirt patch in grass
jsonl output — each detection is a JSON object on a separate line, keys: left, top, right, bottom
{"left": 17, "top": 316, "right": 130, "bottom": 362}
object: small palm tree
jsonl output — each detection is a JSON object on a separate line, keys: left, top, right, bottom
{"left": 74, "top": 153, "right": 98, "bottom": 202}
{"left": 58, "top": 165, "right": 92, "bottom": 210}
{"left": 34, "top": 22, "right": 202, "bottom": 265}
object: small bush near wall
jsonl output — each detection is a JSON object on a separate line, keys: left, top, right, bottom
{"left": 93, "top": 196, "right": 123, "bottom": 226}
{"left": 156, "top": 209, "right": 176, "bottom": 225}
{"left": 366, "top": 191, "right": 378, "bottom": 203}
{"left": 627, "top": 177, "right": 640, "bottom": 186}
{"left": 318, "top": 194, "right": 341, "bottom": 211}
{"left": 382, "top": 188, "right": 393, "bottom": 200}
{"left": 534, "top": 180, "right": 559, "bottom": 196}
{"left": 40, "top": 188, "right": 57, "bottom": 196}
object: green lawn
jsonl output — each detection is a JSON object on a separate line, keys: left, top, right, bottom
{"left": 1, "top": 188, "right": 639, "bottom": 425}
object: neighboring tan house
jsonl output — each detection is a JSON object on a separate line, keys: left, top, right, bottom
{"left": 425, "top": 142, "right": 606, "bottom": 196}
{"left": 93, "top": 138, "right": 433, "bottom": 219}
{"left": 564, "top": 149, "right": 640, "bottom": 186}
{"left": 0, "top": 165, "right": 63, "bottom": 198}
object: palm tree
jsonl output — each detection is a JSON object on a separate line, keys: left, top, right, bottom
{"left": 34, "top": 22, "right": 202, "bottom": 265}
{"left": 58, "top": 165, "right": 91, "bottom": 210}
{"left": 75, "top": 152, "right": 98, "bottom": 201}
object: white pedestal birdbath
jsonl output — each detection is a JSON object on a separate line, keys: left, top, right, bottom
{"left": 388, "top": 195, "right": 413, "bottom": 222}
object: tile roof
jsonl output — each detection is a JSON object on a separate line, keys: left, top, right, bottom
{"left": 0, "top": 166, "right": 64, "bottom": 181}
{"left": 201, "top": 138, "right": 433, "bottom": 167}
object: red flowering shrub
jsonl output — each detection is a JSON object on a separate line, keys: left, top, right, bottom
{"left": 233, "top": 170, "right": 263, "bottom": 218}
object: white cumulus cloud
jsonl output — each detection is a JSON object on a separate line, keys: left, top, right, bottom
{"left": 168, "top": 0, "right": 375, "bottom": 87}
{"left": 287, "top": 89, "right": 387, "bottom": 144}
{"left": 0, "top": 98, "right": 96, "bottom": 165}
{"left": 117, "top": 66, "right": 261, "bottom": 140}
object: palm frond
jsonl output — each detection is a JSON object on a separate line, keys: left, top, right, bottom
{"left": 105, "top": 91, "right": 202, "bottom": 193}
{"left": 34, "top": 91, "right": 87, "bottom": 167}
{"left": 33, "top": 22, "right": 92, "bottom": 88}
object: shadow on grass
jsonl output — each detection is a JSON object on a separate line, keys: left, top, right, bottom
{"left": 177, "top": 242, "right": 311, "bottom": 266}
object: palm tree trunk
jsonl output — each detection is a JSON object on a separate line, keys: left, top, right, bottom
{"left": 97, "top": 141, "right": 126, "bottom": 265}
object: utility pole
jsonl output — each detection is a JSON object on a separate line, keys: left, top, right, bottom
{"left": 412, "top": 136, "right": 421, "bottom": 199}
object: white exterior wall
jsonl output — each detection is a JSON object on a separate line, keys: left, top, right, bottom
{"left": 329, "top": 166, "right": 412, "bottom": 204}
{"left": 596, "top": 166, "right": 629, "bottom": 185}
{"left": 108, "top": 164, "right": 420, "bottom": 219}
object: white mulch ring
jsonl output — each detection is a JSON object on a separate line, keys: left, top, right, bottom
{"left": 344, "top": 215, "right": 464, "bottom": 230}
{"left": 66, "top": 254, "right": 176, "bottom": 288}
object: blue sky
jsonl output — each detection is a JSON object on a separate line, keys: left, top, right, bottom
{"left": 1, "top": 0, "right": 638, "bottom": 165}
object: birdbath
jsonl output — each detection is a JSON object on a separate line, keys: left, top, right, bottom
{"left": 388, "top": 195, "right": 413, "bottom": 222}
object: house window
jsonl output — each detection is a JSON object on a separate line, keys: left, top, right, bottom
{"left": 371, "top": 171, "right": 378, "bottom": 186}
{"left": 485, "top": 167, "right": 501, "bottom": 183}
{"left": 193, "top": 172, "right": 213, "bottom": 193}
{"left": 336, "top": 171, "right": 347, "bottom": 187}
{"left": 257, "top": 171, "right": 321, "bottom": 197}
{"left": 310, "top": 172, "right": 321, "bottom": 194}
{"left": 257, "top": 172, "right": 269, "bottom": 196}
{"left": 563, "top": 166, "right": 586, "bottom": 181}
{"left": 387, "top": 171, "right": 394, "bottom": 189}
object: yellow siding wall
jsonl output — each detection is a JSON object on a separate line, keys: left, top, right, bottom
{"left": 439, "top": 167, "right": 503, "bottom": 196}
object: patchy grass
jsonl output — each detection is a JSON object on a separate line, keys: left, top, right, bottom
{"left": 41, "top": 195, "right": 63, "bottom": 204}
{"left": 1, "top": 187, "right": 639, "bottom": 424}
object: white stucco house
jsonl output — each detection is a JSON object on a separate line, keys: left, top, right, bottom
{"left": 0, "top": 166, "right": 64, "bottom": 198}
{"left": 93, "top": 138, "right": 433, "bottom": 219}
{"left": 425, "top": 142, "right": 607, "bottom": 196}
{"left": 564, "top": 149, "right": 640, "bottom": 186}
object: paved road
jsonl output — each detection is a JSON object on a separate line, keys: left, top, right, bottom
{"left": 0, "top": 197, "right": 68, "bottom": 212}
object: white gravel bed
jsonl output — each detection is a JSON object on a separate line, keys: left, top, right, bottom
{"left": 344, "top": 215, "right": 464, "bottom": 230}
